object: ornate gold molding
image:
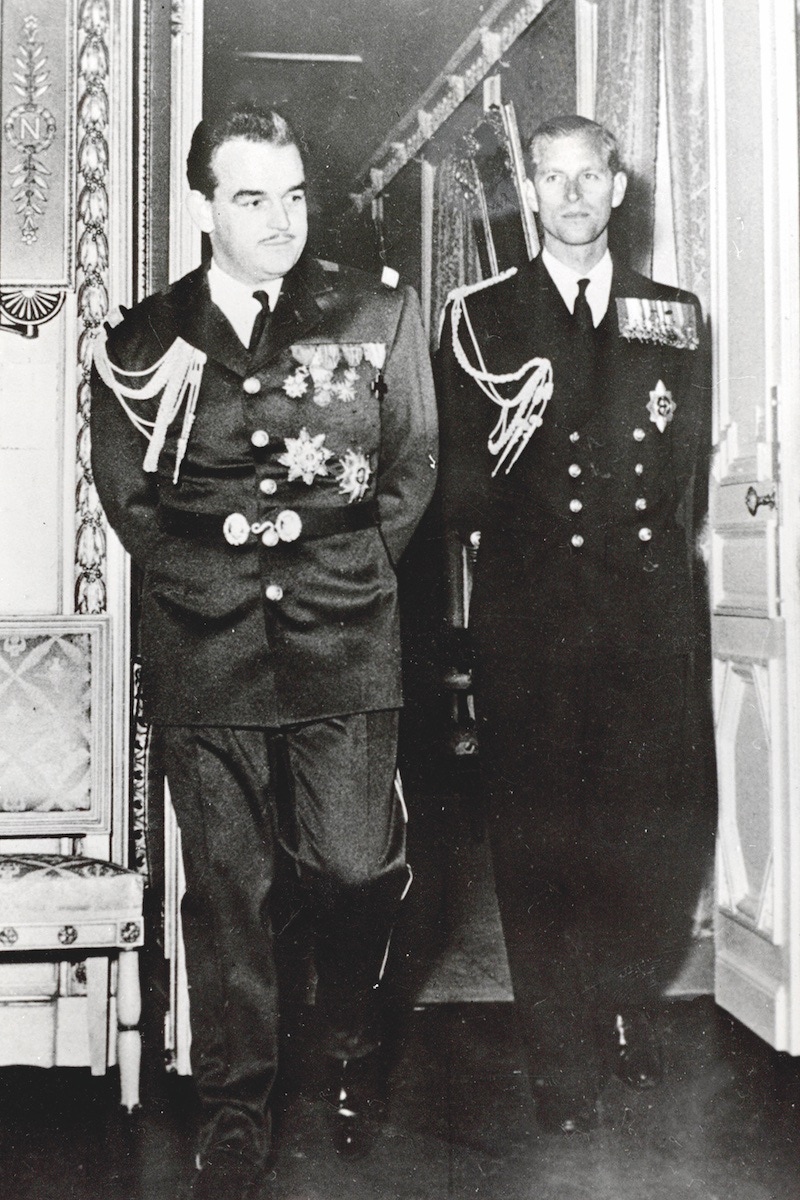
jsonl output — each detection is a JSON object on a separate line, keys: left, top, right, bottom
{"left": 75, "top": 0, "right": 110, "bottom": 616}
{"left": 130, "top": 662, "right": 152, "bottom": 880}
{"left": 1, "top": 0, "right": 77, "bottom": 288}
{"left": 137, "top": 0, "right": 152, "bottom": 299}
{"left": 0, "top": 284, "right": 65, "bottom": 335}
{"left": 4, "top": 15, "right": 57, "bottom": 246}
{"left": 171, "top": 0, "right": 185, "bottom": 37}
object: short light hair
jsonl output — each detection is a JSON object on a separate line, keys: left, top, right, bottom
{"left": 528, "top": 115, "right": 622, "bottom": 176}
{"left": 187, "top": 106, "right": 301, "bottom": 198}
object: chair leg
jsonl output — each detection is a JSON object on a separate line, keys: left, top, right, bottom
{"left": 84, "top": 955, "right": 110, "bottom": 1076}
{"left": 117, "top": 947, "right": 142, "bottom": 1112}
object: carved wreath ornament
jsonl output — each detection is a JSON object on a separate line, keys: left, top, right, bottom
{"left": 3, "top": 15, "right": 56, "bottom": 246}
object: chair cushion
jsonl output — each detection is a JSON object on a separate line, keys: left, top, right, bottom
{"left": 0, "top": 854, "right": 144, "bottom": 949}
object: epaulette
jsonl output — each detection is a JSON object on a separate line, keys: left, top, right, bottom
{"left": 317, "top": 259, "right": 400, "bottom": 289}
{"left": 104, "top": 305, "right": 129, "bottom": 330}
{"left": 445, "top": 267, "right": 517, "bottom": 309}
{"left": 92, "top": 329, "right": 207, "bottom": 484}
{"left": 446, "top": 265, "right": 552, "bottom": 477}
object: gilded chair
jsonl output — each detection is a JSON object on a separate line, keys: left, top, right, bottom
{"left": 0, "top": 616, "right": 144, "bottom": 1111}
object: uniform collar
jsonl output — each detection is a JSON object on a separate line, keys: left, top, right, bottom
{"left": 171, "top": 256, "right": 334, "bottom": 377}
{"left": 207, "top": 258, "right": 284, "bottom": 347}
{"left": 541, "top": 248, "right": 613, "bottom": 327}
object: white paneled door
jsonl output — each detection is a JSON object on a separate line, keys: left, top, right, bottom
{"left": 708, "top": 0, "right": 800, "bottom": 1052}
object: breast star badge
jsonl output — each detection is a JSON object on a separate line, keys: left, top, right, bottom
{"left": 646, "top": 380, "right": 676, "bottom": 432}
{"left": 278, "top": 427, "right": 333, "bottom": 485}
{"left": 337, "top": 449, "right": 371, "bottom": 503}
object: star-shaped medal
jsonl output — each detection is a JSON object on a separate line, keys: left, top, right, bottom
{"left": 278, "top": 427, "right": 333, "bottom": 485}
{"left": 646, "top": 380, "right": 676, "bottom": 433}
{"left": 337, "top": 449, "right": 371, "bottom": 503}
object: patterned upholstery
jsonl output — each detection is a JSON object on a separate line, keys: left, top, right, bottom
{"left": 0, "top": 854, "right": 143, "bottom": 949}
{"left": 0, "top": 853, "right": 138, "bottom": 881}
{"left": 0, "top": 632, "right": 95, "bottom": 817}
{"left": 0, "top": 618, "right": 143, "bottom": 1110}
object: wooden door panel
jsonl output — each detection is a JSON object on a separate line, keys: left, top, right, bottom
{"left": 709, "top": 0, "right": 800, "bottom": 1052}
{"left": 715, "top": 654, "right": 779, "bottom": 933}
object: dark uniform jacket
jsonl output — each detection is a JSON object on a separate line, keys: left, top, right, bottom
{"left": 91, "top": 255, "right": 438, "bottom": 726}
{"left": 436, "top": 254, "right": 709, "bottom": 666}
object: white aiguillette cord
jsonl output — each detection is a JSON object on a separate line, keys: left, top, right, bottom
{"left": 92, "top": 329, "right": 207, "bottom": 484}
{"left": 448, "top": 269, "right": 553, "bottom": 476}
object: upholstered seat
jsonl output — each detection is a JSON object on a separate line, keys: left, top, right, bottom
{"left": 0, "top": 854, "right": 144, "bottom": 947}
{"left": 0, "top": 616, "right": 145, "bottom": 1111}
{"left": 0, "top": 852, "right": 144, "bottom": 1110}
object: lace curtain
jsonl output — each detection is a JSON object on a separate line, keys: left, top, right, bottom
{"left": 594, "top": 0, "right": 709, "bottom": 305}
{"left": 594, "top": 0, "right": 661, "bottom": 276}
{"left": 662, "top": 0, "right": 710, "bottom": 313}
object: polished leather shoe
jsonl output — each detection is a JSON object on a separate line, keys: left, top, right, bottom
{"left": 613, "top": 1011, "right": 663, "bottom": 1090}
{"left": 191, "top": 1148, "right": 275, "bottom": 1200}
{"left": 532, "top": 1081, "right": 599, "bottom": 1135}
{"left": 323, "top": 1053, "right": 387, "bottom": 1159}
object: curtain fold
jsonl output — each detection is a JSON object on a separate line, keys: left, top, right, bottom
{"left": 594, "top": 0, "right": 661, "bottom": 275}
{"left": 662, "top": 0, "right": 710, "bottom": 313}
{"left": 663, "top": 0, "right": 713, "bottom": 949}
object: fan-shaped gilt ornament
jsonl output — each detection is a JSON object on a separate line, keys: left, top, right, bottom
{"left": 0, "top": 286, "right": 65, "bottom": 335}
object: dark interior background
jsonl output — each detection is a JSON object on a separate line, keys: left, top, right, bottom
{"left": 203, "top": 0, "right": 489, "bottom": 260}
{"left": 203, "top": 0, "right": 577, "bottom": 278}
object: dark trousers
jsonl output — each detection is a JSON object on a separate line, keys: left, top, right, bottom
{"left": 476, "top": 654, "right": 716, "bottom": 1101}
{"left": 161, "top": 710, "right": 407, "bottom": 1167}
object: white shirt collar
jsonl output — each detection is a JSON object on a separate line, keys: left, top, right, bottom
{"left": 541, "top": 247, "right": 613, "bottom": 327}
{"left": 207, "top": 258, "right": 284, "bottom": 347}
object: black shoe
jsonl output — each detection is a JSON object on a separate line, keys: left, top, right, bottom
{"left": 613, "top": 1011, "right": 663, "bottom": 1090}
{"left": 532, "top": 1080, "right": 599, "bottom": 1135}
{"left": 191, "top": 1148, "right": 274, "bottom": 1200}
{"left": 323, "top": 1053, "right": 387, "bottom": 1159}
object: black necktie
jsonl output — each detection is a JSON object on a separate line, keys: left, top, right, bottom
{"left": 573, "top": 277, "right": 594, "bottom": 338}
{"left": 248, "top": 290, "right": 271, "bottom": 352}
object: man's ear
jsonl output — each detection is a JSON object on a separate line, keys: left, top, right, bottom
{"left": 186, "top": 189, "right": 215, "bottom": 234}
{"left": 524, "top": 175, "right": 539, "bottom": 214}
{"left": 611, "top": 171, "right": 628, "bottom": 209}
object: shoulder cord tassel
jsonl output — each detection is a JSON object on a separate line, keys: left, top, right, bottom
{"left": 448, "top": 270, "right": 554, "bottom": 476}
{"left": 92, "top": 329, "right": 208, "bottom": 483}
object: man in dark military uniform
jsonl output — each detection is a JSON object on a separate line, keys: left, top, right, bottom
{"left": 91, "top": 106, "right": 437, "bottom": 1199}
{"left": 436, "top": 115, "right": 715, "bottom": 1134}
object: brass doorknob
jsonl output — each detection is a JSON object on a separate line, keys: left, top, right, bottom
{"left": 745, "top": 485, "right": 776, "bottom": 516}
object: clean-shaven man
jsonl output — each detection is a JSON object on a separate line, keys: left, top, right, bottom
{"left": 437, "top": 114, "right": 715, "bottom": 1135}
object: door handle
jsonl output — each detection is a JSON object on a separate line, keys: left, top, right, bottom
{"left": 745, "top": 485, "right": 777, "bottom": 516}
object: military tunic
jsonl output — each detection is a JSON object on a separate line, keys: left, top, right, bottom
{"left": 436, "top": 254, "right": 716, "bottom": 1104}
{"left": 91, "top": 255, "right": 437, "bottom": 727}
{"left": 90, "top": 254, "right": 437, "bottom": 1166}
{"left": 437, "top": 255, "right": 707, "bottom": 664}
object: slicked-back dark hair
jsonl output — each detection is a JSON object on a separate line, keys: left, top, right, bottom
{"left": 187, "top": 106, "right": 300, "bottom": 198}
{"left": 528, "top": 115, "right": 622, "bottom": 176}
